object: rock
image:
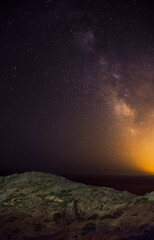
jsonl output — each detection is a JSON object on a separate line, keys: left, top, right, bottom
{"left": 0, "top": 172, "right": 154, "bottom": 240}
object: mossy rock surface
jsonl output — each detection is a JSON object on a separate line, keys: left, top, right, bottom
{"left": 0, "top": 172, "right": 154, "bottom": 240}
{"left": 0, "top": 171, "right": 139, "bottom": 221}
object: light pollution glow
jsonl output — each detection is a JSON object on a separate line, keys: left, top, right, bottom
{"left": 111, "top": 89, "right": 154, "bottom": 174}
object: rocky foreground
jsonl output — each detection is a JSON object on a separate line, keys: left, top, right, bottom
{"left": 0, "top": 172, "right": 154, "bottom": 240}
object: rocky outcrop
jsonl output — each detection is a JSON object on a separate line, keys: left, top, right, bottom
{"left": 0, "top": 172, "right": 154, "bottom": 239}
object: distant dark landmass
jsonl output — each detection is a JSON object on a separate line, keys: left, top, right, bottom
{"left": 64, "top": 175, "right": 154, "bottom": 195}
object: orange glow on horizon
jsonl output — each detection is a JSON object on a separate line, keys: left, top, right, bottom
{"left": 131, "top": 137, "right": 154, "bottom": 174}
{"left": 109, "top": 92, "right": 154, "bottom": 175}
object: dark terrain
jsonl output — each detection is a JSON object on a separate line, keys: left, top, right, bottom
{"left": 1, "top": 172, "right": 154, "bottom": 240}
{"left": 65, "top": 175, "right": 154, "bottom": 195}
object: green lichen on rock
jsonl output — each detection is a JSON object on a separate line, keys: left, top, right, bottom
{"left": 1, "top": 172, "right": 154, "bottom": 240}
{"left": 0, "top": 171, "right": 138, "bottom": 221}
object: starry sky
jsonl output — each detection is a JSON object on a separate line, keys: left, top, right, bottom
{"left": 0, "top": 0, "right": 154, "bottom": 175}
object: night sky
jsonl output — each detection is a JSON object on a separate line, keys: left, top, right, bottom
{"left": 1, "top": 0, "right": 154, "bottom": 175}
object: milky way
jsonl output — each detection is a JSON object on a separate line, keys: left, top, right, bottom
{"left": 0, "top": 0, "right": 154, "bottom": 174}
